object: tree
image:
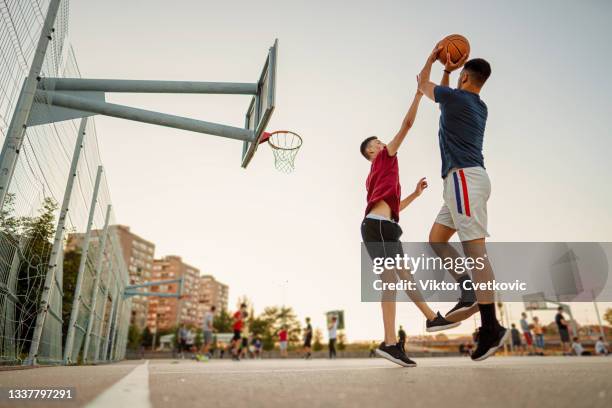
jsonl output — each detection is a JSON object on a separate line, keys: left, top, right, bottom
{"left": 214, "top": 309, "right": 233, "bottom": 333}
{"left": 15, "top": 197, "right": 58, "bottom": 356}
{"left": 313, "top": 328, "right": 323, "bottom": 352}
{"left": 0, "top": 193, "right": 20, "bottom": 236}
{"left": 61, "top": 249, "right": 81, "bottom": 340}
{"left": 127, "top": 325, "right": 142, "bottom": 349}
{"left": 255, "top": 306, "right": 302, "bottom": 351}
{"left": 604, "top": 308, "right": 612, "bottom": 326}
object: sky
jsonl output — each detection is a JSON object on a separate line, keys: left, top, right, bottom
{"left": 68, "top": 0, "right": 612, "bottom": 340}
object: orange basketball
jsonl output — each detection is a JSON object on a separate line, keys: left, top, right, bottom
{"left": 437, "top": 34, "right": 470, "bottom": 65}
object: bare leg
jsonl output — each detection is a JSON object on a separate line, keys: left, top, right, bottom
{"left": 380, "top": 268, "right": 398, "bottom": 344}
{"left": 429, "top": 222, "right": 478, "bottom": 322}
{"left": 394, "top": 267, "right": 437, "bottom": 320}
{"left": 381, "top": 301, "right": 397, "bottom": 345}
{"left": 461, "top": 238, "right": 495, "bottom": 304}
{"left": 429, "top": 223, "right": 463, "bottom": 280}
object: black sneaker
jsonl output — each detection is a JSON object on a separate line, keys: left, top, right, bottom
{"left": 471, "top": 326, "right": 509, "bottom": 361}
{"left": 426, "top": 312, "right": 461, "bottom": 332}
{"left": 444, "top": 299, "right": 478, "bottom": 321}
{"left": 375, "top": 342, "right": 417, "bottom": 367}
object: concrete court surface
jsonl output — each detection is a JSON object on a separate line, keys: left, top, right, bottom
{"left": 1, "top": 356, "right": 611, "bottom": 408}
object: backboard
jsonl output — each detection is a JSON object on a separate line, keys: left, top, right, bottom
{"left": 241, "top": 39, "right": 278, "bottom": 168}
{"left": 522, "top": 292, "right": 550, "bottom": 311}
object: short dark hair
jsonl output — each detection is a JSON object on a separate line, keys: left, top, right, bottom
{"left": 211, "top": 305, "right": 216, "bottom": 311}
{"left": 360, "top": 136, "right": 377, "bottom": 159}
{"left": 557, "top": 306, "right": 563, "bottom": 311}
{"left": 464, "top": 58, "right": 491, "bottom": 87}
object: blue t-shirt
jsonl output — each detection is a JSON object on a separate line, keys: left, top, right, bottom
{"left": 434, "top": 86, "right": 488, "bottom": 178}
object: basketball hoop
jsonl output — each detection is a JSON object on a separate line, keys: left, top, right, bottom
{"left": 263, "top": 130, "right": 302, "bottom": 173}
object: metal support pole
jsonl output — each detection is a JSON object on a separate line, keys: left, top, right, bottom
{"left": 592, "top": 296, "right": 606, "bottom": 342}
{"left": 35, "top": 90, "right": 255, "bottom": 142}
{"left": 39, "top": 78, "right": 258, "bottom": 95}
{"left": 61, "top": 166, "right": 104, "bottom": 363}
{"left": 93, "top": 256, "right": 112, "bottom": 363}
{"left": 30, "top": 117, "right": 87, "bottom": 361}
{"left": 110, "top": 292, "right": 124, "bottom": 361}
{"left": 0, "top": 0, "right": 62, "bottom": 211}
{"left": 103, "top": 281, "right": 120, "bottom": 361}
{"left": 26, "top": 123, "right": 95, "bottom": 366}
{"left": 93, "top": 250, "right": 115, "bottom": 363}
{"left": 82, "top": 204, "right": 112, "bottom": 363}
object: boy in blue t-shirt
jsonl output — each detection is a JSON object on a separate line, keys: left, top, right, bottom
{"left": 418, "top": 44, "right": 508, "bottom": 362}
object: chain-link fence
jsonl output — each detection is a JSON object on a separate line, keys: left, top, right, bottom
{"left": 0, "top": 0, "right": 130, "bottom": 365}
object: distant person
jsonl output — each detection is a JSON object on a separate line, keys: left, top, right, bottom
{"left": 398, "top": 325, "right": 407, "bottom": 353}
{"left": 279, "top": 326, "right": 288, "bottom": 358}
{"left": 328, "top": 316, "right": 338, "bottom": 359}
{"left": 519, "top": 312, "right": 533, "bottom": 354}
{"left": 510, "top": 324, "right": 522, "bottom": 354}
{"left": 571, "top": 337, "right": 591, "bottom": 356}
{"left": 555, "top": 307, "right": 571, "bottom": 355}
{"left": 595, "top": 337, "right": 609, "bottom": 356}
{"left": 240, "top": 334, "right": 249, "bottom": 359}
{"left": 303, "top": 317, "right": 313, "bottom": 359}
{"left": 231, "top": 303, "right": 248, "bottom": 360}
{"left": 178, "top": 324, "right": 189, "bottom": 359}
{"left": 185, "top": 328, "right": 195, "bottom": 356}
{"left": 201, "top": 305, "right": 216, "bottom": 359}
{"left": 253, "top": 336, "right": 263, "bottom": 359}
{"left": 532, "top": 316, "right": 544, "bottom": 355}
{"left": 246, "top": 334, "right": 255, "bottom": 359}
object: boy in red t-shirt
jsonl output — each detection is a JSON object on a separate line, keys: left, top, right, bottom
{"left": 360, "top": 80, "right": 460, "bottom": 368}
{"left": 230, "top": 303, "right": 247, "bottom": 360}
{"left": 278, "top": 326, "right": 288, "bottom": 358}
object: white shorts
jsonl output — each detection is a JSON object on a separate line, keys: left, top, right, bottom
{"left": 435, "top": 166, "right": 490, "bottom": 242}
{"left": 279, "top": 341, "right": 287, "bottom": 351}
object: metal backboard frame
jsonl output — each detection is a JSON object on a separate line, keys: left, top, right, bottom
{"left": 241, "top": 39, "right": 278, "bottom": 168}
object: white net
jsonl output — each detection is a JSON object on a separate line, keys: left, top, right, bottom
{"left": 268, "top": 131, "right": 302, "bottom": 173}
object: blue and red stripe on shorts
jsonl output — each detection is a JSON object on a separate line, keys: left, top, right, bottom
{"left": 452, "top": 169, "right": 471, "bottom": 217}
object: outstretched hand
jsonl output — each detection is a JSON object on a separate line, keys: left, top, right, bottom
{"left": 445, "top": 50, "right": 469, "bottom": 72}
{"left": 427, "top": 44, "right": 444, "bottom": 65}
{"left": 414, "top": 177, "right": 428, "bottom": 196}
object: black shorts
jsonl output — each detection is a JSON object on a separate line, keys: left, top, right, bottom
{"left": 559, "top": 328, "right": 570, "bottom": 343}
{"left": 232, "top": 330, "right": 241, "bottom": 342}
{"left": 304, "top": 336, "right": 312, "bottom": 348}
{"left": 361, "top": 217, "right": 404, "bottom": 261}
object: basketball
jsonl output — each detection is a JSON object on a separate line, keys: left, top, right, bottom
{"left": 436, "top": 34, "right": 470, "bottom": 65}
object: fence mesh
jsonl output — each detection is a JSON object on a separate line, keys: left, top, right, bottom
{"left": 0, "top": 0, "right": 130, "bottom": 365}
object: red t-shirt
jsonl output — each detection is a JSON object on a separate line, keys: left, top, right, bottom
{"left": 279, "top": 330, "right": 288, "bottom": 341}
{"left": 233, "top": 311, "right": 243, "bottom": 331}
{"left": 365, "top": 147, "right": 401, "bottom": 221}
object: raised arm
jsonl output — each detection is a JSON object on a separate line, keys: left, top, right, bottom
{"left": 417, "top": 45, "right": 442, "bottom": 101}
{"left": 386, "top": 90, "right": 423, "bottom": 156}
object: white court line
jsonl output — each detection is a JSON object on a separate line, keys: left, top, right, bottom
{"left": 85, "top": 360, "right": 151, "bottom": 408}
{"left": 151, "top": 365, "right": 398, "bottom": 375}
